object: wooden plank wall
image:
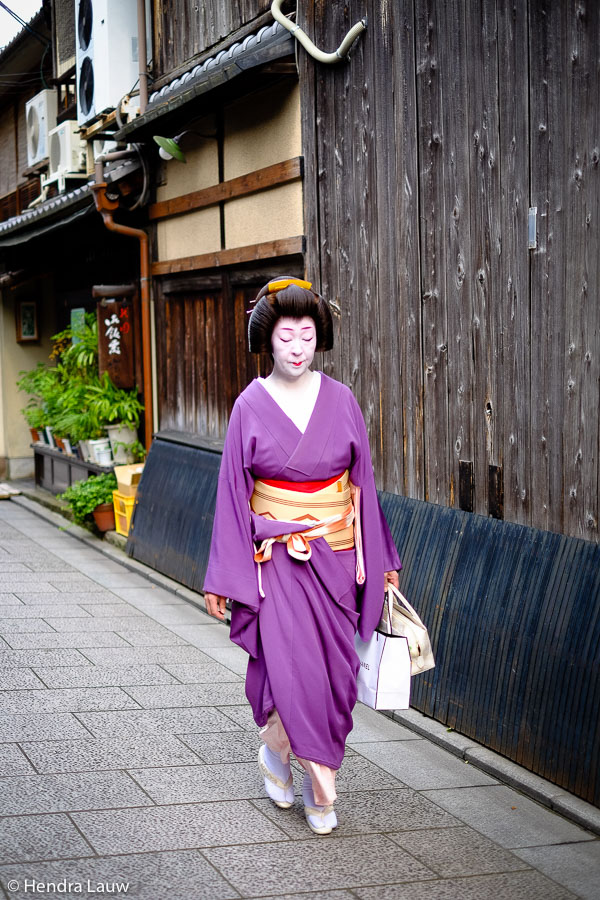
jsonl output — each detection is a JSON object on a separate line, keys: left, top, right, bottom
{"left": 300, "top": 0, "right": 600, "bottom": 542}
{"left": 154, "top": 0, "right": 282, "bottom": 74}
{"left": 153, "top": 279, "right": 271, "bottom": 438}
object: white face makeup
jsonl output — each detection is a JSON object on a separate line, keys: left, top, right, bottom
{"left": 270, "top": 316, "right": 317, "bottom": 381}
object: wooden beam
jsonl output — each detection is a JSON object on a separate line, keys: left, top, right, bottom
{"left": 151, "top": 236, "right": 305, "bottom": 276}
{"left": 149, "top": 157, "right": 303, "bottom": 221}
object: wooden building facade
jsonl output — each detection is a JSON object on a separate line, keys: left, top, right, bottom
{"left": 146, "top": 0, "right": 599, "bottom": 544}
{"left": 118, "top": 0, "right": 600, "bottom": 804}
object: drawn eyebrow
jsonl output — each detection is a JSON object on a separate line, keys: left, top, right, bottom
{"left": 279, "top": 325, "right": 315, "bottom": 333}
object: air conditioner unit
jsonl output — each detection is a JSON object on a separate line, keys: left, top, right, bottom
{"left": 49, "top": 121, "right": 86, "bottom": 177}
{"left": 75, "top": 0, "right": 146, "bottom": 127}
{"left": 25, "top": 90, "right": 58, "bottom": 166}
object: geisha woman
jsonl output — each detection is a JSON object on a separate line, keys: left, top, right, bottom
{"left": 204, "top": 277, "right": 401, "bottom": 835}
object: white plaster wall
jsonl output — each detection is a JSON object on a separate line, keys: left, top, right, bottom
{"left": 223, "top": 82, "right": 303, "bottom": 251}
{"left": 156, "top": 207, "right": 221, "bottom": 261}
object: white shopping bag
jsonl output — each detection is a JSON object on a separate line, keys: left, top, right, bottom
{"left": 355, "top": 630, "right": 411, "bottom": 710}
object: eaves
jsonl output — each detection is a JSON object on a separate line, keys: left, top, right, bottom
{"left": 113, "top": 21, "right": 294, "bottom": 143}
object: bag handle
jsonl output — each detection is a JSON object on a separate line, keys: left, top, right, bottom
{"left": 386, "top": 583, "right": 426, "bottom": 628}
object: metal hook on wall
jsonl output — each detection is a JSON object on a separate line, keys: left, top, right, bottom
{"left": 271, "top": 0, "right": 367, "bottom": 64}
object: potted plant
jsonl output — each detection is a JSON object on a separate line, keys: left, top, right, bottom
{"left": 60, "top": 472, "right": 118, "bottom": 532}
{"left": 87, "top": 372, "right": 144, "bottom": 463}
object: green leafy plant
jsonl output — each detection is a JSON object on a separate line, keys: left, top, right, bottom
{"left": 87, "top": 372, "right": 144, "bottom": 428}
{"left": 112, "top": 438, "right": 146, "bottom": 463}
{"left": 17, "top": 312, "right": 144, "bottom": 444}
{"left": 59, "top": 473, "right": 118, "bottom": 525}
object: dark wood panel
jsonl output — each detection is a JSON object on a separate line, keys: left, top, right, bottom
{"left": 498, "top": 0, "right": 531, "bottom": 527}
{"left": 529, "top": 0, "right": 568, "bottom": 535}
{"left": 151, "top": 236, "right": 305, "bottom": 276}
{"left": 155, "top": 0, "right": 274, "bottom": 74}
{"left": 148, "top": 157, "right": 303, "bottom": 221}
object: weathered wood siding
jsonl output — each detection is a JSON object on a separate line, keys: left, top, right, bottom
{"left": 300, "top": 0, "right": 600, "bottom": 542}
{"left": 154, "top": 0, "right": 275, "bottom": 74}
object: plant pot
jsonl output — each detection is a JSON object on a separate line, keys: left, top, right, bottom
{"left": 45, "top": 426, "right": 56, "bottom": 448}
{"left": 62, "top": 438, "right": 74, "bottom": 455}
{"left": 88, "top": 437, "right": 111, "bottom": 463}
{"left": 54, "top": 436, "right": 66, "bottom": 452}
{"left": 92, "top": 502, "right": 115, "bottom": 532}
{"left": 29, "top": 427, "right": 41, "bottom": 442}
{"left": 95, "top": 447, "right": 114, "bottom": 466}
{"left": 77, "top": 440, "right": 90, "bottom": 461}
{"left": 107, "top": 424, "right": 137, "bottom": 464}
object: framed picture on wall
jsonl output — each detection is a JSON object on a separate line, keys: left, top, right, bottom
{"left": 16, "top": 299, "right": 39, "bottom": 342}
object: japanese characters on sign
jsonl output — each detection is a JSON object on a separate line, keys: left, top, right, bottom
{"left": 97, "top": 298, "right": 135, "bottom": 389}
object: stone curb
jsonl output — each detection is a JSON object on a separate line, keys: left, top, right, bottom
{"left": 9, "top": 491, "right": 600, "bottom": 838}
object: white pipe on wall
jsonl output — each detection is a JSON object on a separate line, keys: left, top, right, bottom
{"left": 271, "top": 0, "right": 366, "bottom": 64}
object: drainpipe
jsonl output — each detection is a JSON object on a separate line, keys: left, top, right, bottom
{"left": 137, "top": 0, "right": 149, "bottom": 114}
{"left": 90, "top": 164, "right": 153, "bottom": 452}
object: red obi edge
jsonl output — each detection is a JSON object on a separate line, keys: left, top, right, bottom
{"left": 259, "top": 472, "right": 346, "bottom": 494}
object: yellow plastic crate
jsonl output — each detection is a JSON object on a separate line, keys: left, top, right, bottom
{"left": 112, "top": 490, "right": 136, "bottom": 536}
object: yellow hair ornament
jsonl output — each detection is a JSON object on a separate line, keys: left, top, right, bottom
{"left": 267, "top": 278, "right": 313, "bottom": 293}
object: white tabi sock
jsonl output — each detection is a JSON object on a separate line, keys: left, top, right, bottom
{"left": 302, "top": 772, "right": 337, "bottom": 833}
{"left": 264, "top": 745, "right": 291, "bottom": 782}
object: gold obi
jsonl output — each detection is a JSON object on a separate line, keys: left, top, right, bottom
{"left": 250, "top": 469, "right": 355, "bottom": 553}
{"left": 250, "top": 469, "right": 366, "bottom": 597}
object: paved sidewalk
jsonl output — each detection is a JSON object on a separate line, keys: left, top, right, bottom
{"left": 0, "top": 498, "right": 598, "bottom": 900}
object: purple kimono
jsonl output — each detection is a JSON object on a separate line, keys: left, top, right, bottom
{"left": 203, "top": 373, "right": 400, "bottom": 769}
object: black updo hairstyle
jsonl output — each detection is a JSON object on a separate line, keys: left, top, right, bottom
{"left": 248, "top": 276, "right": 334, "bottom": 354}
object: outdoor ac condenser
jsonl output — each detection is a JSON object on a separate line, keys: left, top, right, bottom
{"left": 25, "top": 90, "right": 58, "bottom": 166}
{"left": 48, "top": 121, "right": 86, "bottom": 177}
{"left": 75, "top": 0, "right": 141, "bottom": 126}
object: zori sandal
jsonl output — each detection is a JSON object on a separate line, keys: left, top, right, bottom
{"left": 258, "top": 745, "right": 294, "bottom": 808}
{"left": 304, "top": 803, "right": 338, "bottom": 835}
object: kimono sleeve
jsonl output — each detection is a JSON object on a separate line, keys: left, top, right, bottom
{"left": 348, "top": 391, "right": 401, "bottom": 641}
{"left": 203, "top": 399, "right": 260, "bottom": 612}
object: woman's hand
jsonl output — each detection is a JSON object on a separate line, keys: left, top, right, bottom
{"left": 384, "top": 570, "right": 399, "bottom": 590}
{"left": 204, "top": 592, "right": 227, "bottom": 620}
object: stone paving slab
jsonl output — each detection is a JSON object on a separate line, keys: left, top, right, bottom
{"left": 0, "top": 618, "right": 56, "bottom": 633}
{"left": 15, "top": 591, "right": 119, "bottom": 604}
{"left": 0, "top": 813, "right": 94, "bottom": 863}
{"left": 202, "top": 833, "right": 436, "bottom": 896}
{"left": 200, "top": 645, "right": 250, "bottom": 674}
{"left": 0, "top": 770, "right": 154, "bottom": 815}
{"left": 180, "top": 730, "right": 263, "bottom": 764}
{"left": 167, "top": 623, "right": 242, "bottom": 649}
{"left": 422, "top": 785, "right": 595, "bottom": 849}
{"left": 41, "top": 616, "right": 170, "bottom": 632}
{"left": 32, "top": 664, "right": 179, "bottom": 688}
{"left": 0, "top": 744, "right": 36, "bottom": 776}
{"left": 253, "top": 789, "right": 459, "bottom": 841}
{"left": 0, "top": 712, "right": 92, "bottom": 742}
{"left": 514, "top": 841, "right": 600, "bottom": 900}
{"left": 352, "top": 871, "right": 578, "bottom": 899}
{"left": 78, "top": 603, "right": 145, "bottom": 617}
{"left": 390, "top": 825, "right": 530, "bottom": 877}
{"left": 0, "top": 649, "right": 92, "bottom": 667}
{"left": 19, "top": 734, "right": 203, "bottom": 774}
{"left": 160, "top": 661, "right": 244, "bottom": 682}
{"left": 0, "top": 686, "right": 140, "bottom": 714}
{"left": 0, "top": 605, "right": 93, "bottom": 618}
{"left": 124, "top": 682, "right": 248, "bottom": 708}
{"left": 71, "top": 801, "right": 287, "bottom": 854}
{"left": 1, "top": 632, "right": 132, "bottom": 649}
{"left": 75, "top": 645, "right": 218, "bottom": 666}
{"left": 0, "top": 667, "right": 46, "bottom": 689}
{"left": 76, "top": 706, "right": 245, "bottom": 737}
{"left": 129, "top": 761, "right": 278, "bottom": 804}
{"left": 0, "top": 850, "right": 241, "bottom": 900}
{"left": 352, "top": 739, "right": 499, "bottom": 790}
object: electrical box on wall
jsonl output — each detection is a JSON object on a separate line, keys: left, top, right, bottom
{"left": 25, "top": 90, "right": 58, "bottom": 166}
